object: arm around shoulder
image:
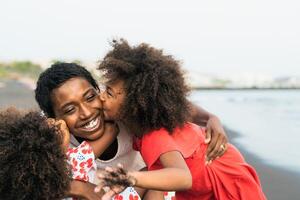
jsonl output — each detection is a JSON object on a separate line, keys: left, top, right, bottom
{"left": 88, "top": 122, "right": 119, "bottom": 158}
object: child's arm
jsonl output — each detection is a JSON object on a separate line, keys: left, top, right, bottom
{"left": 88, "top": 122, "right": 119, "bottom": 158}
{"left": 129, "top": 151, "right": 192, "bottom": 191}
{"left": 96, "top": 151, "right": 192, "bottom": 199}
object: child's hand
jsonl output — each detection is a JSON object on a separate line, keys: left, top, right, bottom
{"left": 47, "top": 118, "right": 70, "bottom": 153}
{"left": 95, "top": 164, "right": 136, "bottom": 200}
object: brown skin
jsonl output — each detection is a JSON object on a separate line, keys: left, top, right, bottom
{"left": 97, "top": 151, "right": 192, "bottom": 200}
{"left": 188, "top": 104, "right": 228, "bottom": 162}
{"left": 100, "top": 80, "right": 227, "bottom": 161}
{"left": 46, "top": 118, "right": 70, "bottom": 153}
{"left": 51, "top": 77, "right": 106, "bottom": 141}
{"left": 68, "top": 181, "right": 104, "bottom": 199}
{"left": 50, "top": 77, "right": 118, "bottom": 200}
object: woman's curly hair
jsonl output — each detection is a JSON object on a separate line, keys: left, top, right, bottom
{"left": 0, "top": 108, "right": 71, "bottom": 200}
{"left": 98, "top": 39, "right": 191, "bottom": 136}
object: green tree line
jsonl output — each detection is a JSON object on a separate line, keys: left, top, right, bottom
{"left": 0, "top": 61, "right": 42, "bottom": 79}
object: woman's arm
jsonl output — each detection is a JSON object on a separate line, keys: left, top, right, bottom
{"left": 188, "top": 102, "right": 228, "bottom": 161}
{"left": 188, "top": 101, "right": 211, "bottom": 126}
{"left": 88, "top": 122, "right": 118, "bottom": 158}
{"left": 67, "top": 180, "right": 103, "bottom": 200}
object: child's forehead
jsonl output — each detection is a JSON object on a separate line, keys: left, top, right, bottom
{"left": 106, "top": 79, "right": 125, "bottom": 90}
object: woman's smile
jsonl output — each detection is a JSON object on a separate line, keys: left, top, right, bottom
{"left": 51, "top": 77, "right": 105, "bottom": 140}
{"left": 79, "top": 114, "right": 102, "bottom": 132}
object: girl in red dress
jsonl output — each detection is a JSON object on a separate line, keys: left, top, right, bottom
{"left": 96, "top": 39, "right": 267, "bottom": 200}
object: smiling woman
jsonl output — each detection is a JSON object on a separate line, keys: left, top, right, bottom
{"left": 35, "top": 62, "right": 145, "bottom": 199}
{"left": 51, "top": 77, "right": 105, "bottom": 141}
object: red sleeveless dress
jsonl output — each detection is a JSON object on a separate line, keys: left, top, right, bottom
{"left": 133, "top": 123, "right": 266, "bottom": 200}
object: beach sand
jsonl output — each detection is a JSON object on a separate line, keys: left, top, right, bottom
{"left": 1, "top": 78, "right": 300, "bottom": 199}
{"left": 226, "top": 129, "right": 300, "bottom": 200}
{"left": 0, "top": 79, "right": 38, "bottom": 110}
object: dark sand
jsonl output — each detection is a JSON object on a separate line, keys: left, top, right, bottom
{"left": 1, "top": 78, "right": 300, "bottom": 199}
{"left": 0, "top": 79, "right": 38, "bottom": 110}
{"left": 226, "top": 129, "right": 300, "bottom": 200}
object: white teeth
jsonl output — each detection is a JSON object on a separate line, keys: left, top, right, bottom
{"left": 84, "top": 118, "right": 98, "bottom": 129}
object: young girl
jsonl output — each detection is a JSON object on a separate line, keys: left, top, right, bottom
{"left": 0, "top": 108, "right": 71, "bottom": 200}
{"left": 95, "top": 39, "right": 267, "bottom": 200}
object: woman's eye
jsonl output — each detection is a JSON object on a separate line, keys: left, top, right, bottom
{"left": 64, "top": 107, "right": 75, "bottom": 114}
{"left": 87, "top": 93, "right": 96, "bottom": 101}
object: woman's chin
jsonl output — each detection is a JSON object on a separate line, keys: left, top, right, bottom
{"left": 87, "top": 129, "right": 105, "bottom": 140}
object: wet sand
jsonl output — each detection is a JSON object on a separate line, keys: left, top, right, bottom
{"left": 227, "top": 129, "right": 300, "bottom": 199}
{"left": 0, "top": 79, "right": 38, "bottom": 110}
{"left": 1, "top": 78, "right": 300, "bottom": 199}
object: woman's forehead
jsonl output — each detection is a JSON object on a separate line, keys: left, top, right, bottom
{"left": 51, "top": 78, "right": 95, "bottom": 105}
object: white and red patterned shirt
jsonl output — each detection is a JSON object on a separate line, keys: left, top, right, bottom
{"left": 66, "top": 141, "right": 97, "bottom": 182}
{"left": 66, "top": 140, "right": 141, "bottom": 200}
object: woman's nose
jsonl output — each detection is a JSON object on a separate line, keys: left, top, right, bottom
{"left": 79, "top": 104, "right": 93, "bottom": 119}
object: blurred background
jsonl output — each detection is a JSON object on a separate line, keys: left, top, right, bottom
{"left": 0, "top": 0, "right": 299, "bottom": 199}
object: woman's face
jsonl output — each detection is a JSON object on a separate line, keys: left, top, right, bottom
{"left": 100, "top": 80, "right": 126, "bottom": 121}
{"left": 51, "top": 77, "right": 105, "bottom": 140}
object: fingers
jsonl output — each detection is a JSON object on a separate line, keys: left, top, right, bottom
{"left": 205, "top": 129, "right": 219, "bottom": 159}
{"left": 97, "top": 165, "right": 130, "bottom": 187}
{"left": 205, "top": 116, "right": 229, "bottom": 162}
{"left": 204, "top": 128, "right": 212, "bottom": 144}
{"left": 117, "top": 163, "right": 123, "bottom": 168}
{"left": 46, "top": 118, "right": 56, "bottom": 127}
{"left": 94, "top": 181, "right": 105, "bottom": 193}
{"left": 101, "top": 189, "right": 116, "bottom": 200}
{"left": 206, "top": 135, "right": 227, "bottom": 163}
{"left": 95, "top": 176, "right": 126, "bottom": 200}
{"left": 56, "top": 119, "right": 67, "bottom": 129}
{"left": 206, "top": 132, "right": 223, "bottom": 161}
{"left": 96, "top": 164, "right": 135, "bottom": 199}
{"left": 214, "top": 143, "right": 227, "bottom": 160}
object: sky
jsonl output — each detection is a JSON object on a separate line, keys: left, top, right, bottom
{"left": 0, "top": 0, "right": 299, "bottom": 77}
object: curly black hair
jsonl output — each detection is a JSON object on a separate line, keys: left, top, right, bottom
{"left": 0, "top": 108, "right": 71, "bottom": 200}
{"left": 35, "top": 62, "right": 99, "bottom": 118}
{"left": 98, "top": 39, "right": 191, "bottom": 136}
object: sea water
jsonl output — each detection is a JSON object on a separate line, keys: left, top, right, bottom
{"left": 190, "top": 89, "right": 300, "bottom": 172}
